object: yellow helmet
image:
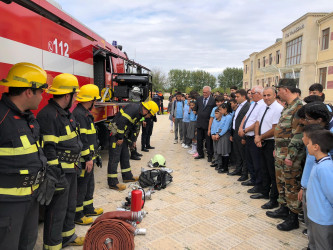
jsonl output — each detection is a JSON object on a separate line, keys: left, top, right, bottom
{"left": 77, "top": 84, "right": 101, "bottom": 102}
{"left": 47, "top": 73, "right": 80, "bottom": 95}
{"left": 0, "top": 62, "right": 47, "bottom": 89}
{"left": 142, "top": 100, "right": 159, "bottom": 116}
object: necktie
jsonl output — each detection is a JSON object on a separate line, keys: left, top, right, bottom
{"left": 243, "top": 102, "right": 257, "bottom": 129}
{"left": 259, "top": 106, "right": 269, "bottom": 135}
{"left": 203, "top": 98, "right": 207, "bottom": 107}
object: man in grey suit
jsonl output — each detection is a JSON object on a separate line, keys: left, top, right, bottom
{"left": 194, "top": 86, "right": 216, "bottom": 162}
{"left": 228, "top": 89, "right": 250, "bottom": 180}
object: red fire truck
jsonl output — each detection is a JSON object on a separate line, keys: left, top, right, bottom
{"left": 0, "top": 0, "right": 152, "bottom": 144}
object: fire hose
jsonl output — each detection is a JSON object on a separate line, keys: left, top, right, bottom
{"left": 83, "top": 211, "right": 146, "bottom": 250}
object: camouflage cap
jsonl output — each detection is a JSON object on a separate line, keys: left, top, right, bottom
{"left": 276, "top": 78, "right": 299, "bottom": 88}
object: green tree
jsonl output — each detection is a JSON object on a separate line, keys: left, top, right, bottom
{"left": 151, "top": 68, "right": 168, "bottom": 92}
{"left": 217, "top": 67, "right": 243, "bottom": 92}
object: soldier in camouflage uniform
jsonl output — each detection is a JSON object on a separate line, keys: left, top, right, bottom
{"left": 266, "top": 79, "right": 305, "bottom": 231}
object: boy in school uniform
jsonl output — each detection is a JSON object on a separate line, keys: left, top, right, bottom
{"left": 305, "top": 129, "right": 333, "bottom": 250}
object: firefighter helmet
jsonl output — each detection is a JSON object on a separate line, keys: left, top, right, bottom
{"left": 142, "top": 100, "right": 159, "bottom": 116}
{"left": 47, "top": 73, "right": 80, "bottom": 95}
{"left": 0, "top": 62, "right": 47, "bottom": 89}
{"left": 148, "top": 154, "right": 166, "bottom": 168}
{"left": 77, "top": 84, "right": 101, "bottom": 102}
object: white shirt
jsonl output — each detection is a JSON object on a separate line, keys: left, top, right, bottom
{"left": 203, "top": 96, "right": 210, "bottom": 106}
{"left": 244, "top": 99, "right": 266, "bottom": 136}
{"left": 233, "top": 100, "right": 247, "bottom": 130}
{"left": 256, "top": 100, "right": 283, "bottom": 140}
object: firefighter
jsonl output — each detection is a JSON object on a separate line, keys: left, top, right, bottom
{"left": 0, "top": 62, "right": 48, "bottom": 250}
{"left": 37, "top": 73, "right": 84, "bottom": 248}
{"left": 72, "top": 84, "right": 104, "bottom": 225}
{"left": 107, "top": 101, "right": 159, "bottom": 190}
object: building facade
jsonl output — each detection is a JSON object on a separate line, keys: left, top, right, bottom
{"left": 243, "top": 12, "right": 333, "bottom": 102}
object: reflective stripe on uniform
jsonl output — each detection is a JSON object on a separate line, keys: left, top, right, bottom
{"left": 20, "top": 169, "right": 29, "bottom": 174}
{"left": 47, "top": 159, "right": 59, "bottom": 165}
{"left": 90, "top": 144, "right": 94, "bottom": 151}
{"left": 76, "top": 206, "right": 83, "bottom": 212}
{"left": 120, "top": 109, "right": 137, "bottom": 124}
{"left": 44, "top": 243, "right": 62, "bottom": 250}
{"left": 0, "top": 184, "right": 39, "bottom": 196}
{"left": 83, "top": 199, "right": 93, "bottom": 206}
{"left": 80, "top": 123, "right": 96, "bottom": 135}
{"left": 107, "top": 174, "right": 118, "bottom": 178}
{"left": 112, "top": 142, "right": 116, "bottom": 148}
{"left": 79, "top": 170, "right": 85, "bottom": 177}
{"left": 62, "top": 228, "right": 75, "bottom": 237}
{"left": 0, "top": 136, "right": 38, "bottom": 156}
{"left": 55, "top": 188, "right": 64, "bottom": 191}
{"left": 60, "top": 162, "right": 75, "bottom": 169}
{"left": 117, "top": 129, "right": 124, "bottom": 134}
{"left": 81, "top": 148, "right": 90, "bottom": 156}
{"left": 43, "top": 125, "right": 78, "bottom": 143}
{"left": 121, "top": 167, "right": 131, "bottom": 173}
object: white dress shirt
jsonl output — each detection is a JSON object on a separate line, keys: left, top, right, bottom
{"left": 244, "top": 99, "right": 266, "bottom": 136}
{"left": 233, "top": 100, "right": 248, "bottom": 130}
{"left": 256, "top": 100, "right": 284, "bottom": 140}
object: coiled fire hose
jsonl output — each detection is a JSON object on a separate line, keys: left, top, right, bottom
{"left": 83, "top": 211, "right": 145, "bottom": 250}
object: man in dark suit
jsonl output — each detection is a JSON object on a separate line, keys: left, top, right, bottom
{"left": 228, "top": 89, "right": 250, "bottom": 180}
{"left": 194, "top": 86, "right": 216, "bottom": 162}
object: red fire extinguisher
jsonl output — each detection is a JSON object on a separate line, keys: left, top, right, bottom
{"left": 130, "top": 189, "right": 144, "bottom": 212}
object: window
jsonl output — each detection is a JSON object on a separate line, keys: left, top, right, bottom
{"left": 275, "top": 76, "right": 279, "bottom": 85}
{"left": 258, "top": 59, "right": 260, "bottom": 69}
{"left": 276, "top": 50, "right": 280, "bottom": 64}
{"left": 322, "top": 28, "right": 330, "bottom": 50}
{"left": 257, "top": 79, "right": 259, "bottom": 85}
{"left": 286, "top": 36, "right": 302, "bottom": 66}
{"left": 269, "top": 54, "right": 272, "bottom": 65}
{"left": 319, "top": 67, "right": 327, "bottom": 88}
{"left": 245, "top": 65, "right": 248, "bottom": 74}
{"left": 262, "top": 79, "right": 265, "bottom": 86}
{"left": 263, "top": 57, "right": 266, "bottom": 67}
{"left": 268, "top": 77, "right": 272, "bottom": 86}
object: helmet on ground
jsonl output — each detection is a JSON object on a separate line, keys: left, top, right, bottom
{"left": 142, "top": 100, "right": 159, "bottom": 116}
{"left": 148, "top": 154, "right": 166, "bottom": 168}
{"left": 47, "top": 73, "right": 80, "bottom": 95}
{"left": 77, "top": 84, "right": 101, "bottom": 102}
{"left": 0, "top": 62, "right": 47, "bottom": 89}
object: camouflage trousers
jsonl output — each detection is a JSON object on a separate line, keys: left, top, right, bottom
{"left": 275, "top": 150, "right": 302, "bottom": 213}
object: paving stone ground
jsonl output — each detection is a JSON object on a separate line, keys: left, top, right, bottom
{"left": 36, "top": 110, "right": 308, "bottom": 250}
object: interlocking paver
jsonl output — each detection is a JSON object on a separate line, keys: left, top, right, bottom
{"left": 35, "top": 112, "right": 308, "bottom": 249}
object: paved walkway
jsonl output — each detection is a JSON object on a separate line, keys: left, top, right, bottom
{"left": 36, "top": 113, "right": 308, "bottom": 249}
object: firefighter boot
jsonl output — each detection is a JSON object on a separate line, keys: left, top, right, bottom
{"left": 109, "top": 183, "right": 126, "bottom": 191}
{"left": 85, "top": 208, "right": 104, "bottom": 216}
{"left": 123, "top": 176, "right": 139, "bottom": 183}
{"left": 74, "top": 216, "right": 93, "bottom": 225}
{"left": 266, "top": 205, "right": 289, "bottom": 219}
{"left": 69, "top": 237, "right": 85, "bottom": 246}
{"left": 277, "top": 211, "right": 299, "bottom": 231}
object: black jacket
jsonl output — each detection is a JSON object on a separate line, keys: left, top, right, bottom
{"left": 232, "top": 101, "right": 250, "bottom": 137}
{"left": 195, "top": 96, "right": 216, "bottom": 129}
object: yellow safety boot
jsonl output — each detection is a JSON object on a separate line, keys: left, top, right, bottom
{"left": 109, "top": 183, "right": 126, "bottom": 191}
{"left": 123, "top": 176, "right": 139, "bottom": 183}
{"left": 69, "top": 236, "right": 85, "bottom": 246}
{"left": 74, "top": 216, "right": 93, "bottom": 225}
{"left": 85, "top": 208, "right": 104, "bottom": 216}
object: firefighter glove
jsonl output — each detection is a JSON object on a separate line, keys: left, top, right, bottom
{"left": 96, "top": 155, "right": 103, "bottom": 168}
{"left": 36, "top": 164, "right": 61, "bottom": 205}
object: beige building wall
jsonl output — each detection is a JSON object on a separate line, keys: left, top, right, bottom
{"left": 243, "top": 12, "right": 333, "bottom": 103}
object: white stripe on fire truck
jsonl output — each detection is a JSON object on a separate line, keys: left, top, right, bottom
{"left": 0, "top": 37, "right": 93, "bottom": 78}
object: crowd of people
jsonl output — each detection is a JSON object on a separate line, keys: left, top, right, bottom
{"left": 169, "top": 82, "right": 333, "bottom": 249}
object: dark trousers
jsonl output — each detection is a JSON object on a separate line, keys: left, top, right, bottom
{"left": 183, "top": 122, "right": 191, "bottom": 145}
{"left": 141, "top": 118, "right": 153, "bottom": 148}
{"left": 260, "top": 140, "right": 278, "bottom": 200}
{"left": 44, "top": 172, "right": 77, "bottom": 248}
{"left": 107, "top": 136, "right": 133, "bottom": 186}
{"left": 75, "top": 166, "right": 95, "bottom": 220}
{"left": 196, "top": 127, "right": 213, "bottom": 157}
{"left": 0, "top": 198, "right": 39, "bottom": 250}
{"left": 233, "top": 134, "right": 247, "bottom": 175}
{"left": 245, "top": 136, "right": 262, "bottom": 187}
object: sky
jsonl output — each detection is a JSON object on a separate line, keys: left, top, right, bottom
{"left": 56, "top": 0, "right": 332, "bottom": 76}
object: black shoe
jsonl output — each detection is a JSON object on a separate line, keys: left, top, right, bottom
{"left": 194, "top": 155, "right": 204, "bottom": 159}
{"left": 237, "top": 175, "right": 248, "bottom": 181}
{"left": 261, "top": 200, "right": 279, "bottom": 209}
{"left": 146, "top": 146, "right": 155, "bottom": 149}
{"left": 207, "top": 156, "right": 212, "bottom": 162}
{"left": 241, "top": 180, "right": 255, "bottom": 186}
{"left": 250, "top": 193, "right": 269, "bottom": 199}
{"left": 210, "top": 163, "right": 217, "bottom": 168}
{"left": 218, "top": 168, "right": 228, "bottom": 174}
{"left": 247, "top": 187, "right": 262, "bottom": 193}
{"left": 141, "top": 148, "right": 149, "bottom": 152}
{"left": 266, "top": 205, "right": 289, "bottom": 219}
{"left": 302, "top": 229, "right": 308, "bottom": 236}
{"left": 130, "top": 155, "right": 141, "bottom": 160}
{"left": 135, "top": 151, "right": 143, "bottom": 157}
{"left": 228, "top": 170, "right": 242, "bottom": 176}
{"left": 277, "top": 212, "right": 299, "bottom": 231}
